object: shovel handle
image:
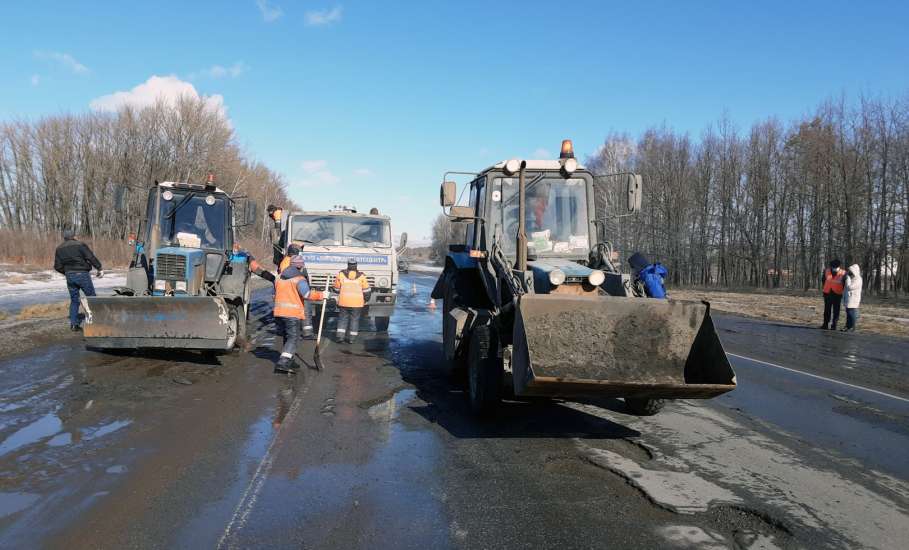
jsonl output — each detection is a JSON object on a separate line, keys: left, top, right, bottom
{"left": 315, "top": 278, "right": 331, "bottom": 346}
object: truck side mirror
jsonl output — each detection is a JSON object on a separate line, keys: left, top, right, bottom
{"left": 246, "top": 200, "right": 258, "bottom": 225}
{"left": 626, "top": 174, "right": 643, "bottom": 213}
{"left": 398, "top": 232, "right": 408, "bottom": 249}
{"left": 113, "top": 185, "right": 127, "bottom": 213}
{"left": 440, "top": 181, "right": 457, "bottom": 207}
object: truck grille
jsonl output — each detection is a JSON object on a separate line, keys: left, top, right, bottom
{"left": 156, "top": 253, "right": 186, "bottom": 280}
{"left": 309, "top": 273, "right": 377, "bottom": 290}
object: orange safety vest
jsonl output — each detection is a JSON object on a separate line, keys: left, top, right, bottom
{"left": 334, "top": 270, "right": 369, "bottom": 308}
{"left": 823, "top": 268, "right": 845, "bottom": 295}
{"left": 279, "top": 256, "right": 291, "bottom": 272}
{"left": 274, "top": 276, "right": 324, "bottom": 319}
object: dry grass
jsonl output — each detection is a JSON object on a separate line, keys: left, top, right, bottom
{"left": 673, "top": 288, "right": 909, "bottom": 339}
{"left": 16, "top": 301, "right": 70, "bottom": 320}
{"left": 0, "top": 228, "right": 133, "bottom": 269}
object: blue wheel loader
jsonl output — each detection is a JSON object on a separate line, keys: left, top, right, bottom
{"left": 82, "top": 179, "right": 258, "bottom": 351}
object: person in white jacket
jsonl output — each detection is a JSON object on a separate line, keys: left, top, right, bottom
{"left": 842, "top": 263, "right": 862, "bottom": 332}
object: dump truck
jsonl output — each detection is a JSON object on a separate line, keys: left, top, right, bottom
{"left": 270, "top": 207, "right": 407, "bottom": 331}
{"left": 431, "top": 141, "right": 736, "bottom": 415}
{"left": 82, "top": 178, "right": 258, "bottom": 350}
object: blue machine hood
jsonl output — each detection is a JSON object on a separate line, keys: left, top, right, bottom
{"left": 529, "top": 259, "right": 595, "bottom": 293}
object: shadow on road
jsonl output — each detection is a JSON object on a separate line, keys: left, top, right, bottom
{"left": 390, "top": 338, "right": 641, "bottom": 441}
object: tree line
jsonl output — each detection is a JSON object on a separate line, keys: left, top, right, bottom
{"left": 431, "top": 94, "right": 908, "bottom": 295}
{"left": 0, "top": 96, "right": 294, "bottom": 253}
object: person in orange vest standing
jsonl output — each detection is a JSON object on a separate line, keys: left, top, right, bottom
{"left": 273, "top": 254, "right": 324, "bottom": 373}
{"left": 821, "top": 259, "right": 846, "bottom": 330}
{"left": 333, "top": 258, "right": 371, "bottom": 344}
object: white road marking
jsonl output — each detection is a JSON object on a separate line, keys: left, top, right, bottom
{"left": 727, "top": 352, "right": 909, "bottom": 404}
{"left": 216, "top": 380, "right": 310, "bottom": 549}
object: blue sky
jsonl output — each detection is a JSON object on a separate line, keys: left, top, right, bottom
{"left": 2, "top": 1, "right": 907, "bottom": 242}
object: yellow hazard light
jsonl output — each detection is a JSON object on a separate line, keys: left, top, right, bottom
{"left": 560, "top": 139, "right": 575, "bottom": 159}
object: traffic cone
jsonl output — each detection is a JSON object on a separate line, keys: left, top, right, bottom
{"left": 427, "top": 298, "right": 437, "bottom": 310}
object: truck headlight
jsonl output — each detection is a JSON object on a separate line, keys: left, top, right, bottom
{"left": 377, "top": 277, "right": 389, "bottom": 288}
{"left": 549, "top": 269, "right": 566, "bottom": 286}
{"left": 588, "top": 269, "right": 605, "bottom": 286}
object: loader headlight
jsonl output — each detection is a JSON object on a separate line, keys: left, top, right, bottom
{"left": 162, "top": 190, "right": 174, "bottom": 201}
{"left": 549, "top": 269, "right": 566, "bottom": 286}
{"left": 588, "top": 269, "right": 605, "bottom": 286}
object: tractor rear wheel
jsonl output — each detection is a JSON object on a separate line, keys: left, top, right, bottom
{"left": 468, "top": 325, "right": 502, "bottom": 416}
{"left": 375, "top": 316, "right": 390, "bottom": 332}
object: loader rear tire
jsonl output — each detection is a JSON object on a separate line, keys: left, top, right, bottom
{"left": 468, "top": 325, "right": 502, "bottom": 416}
{"left": 624, "top": 397, "right": 665, "bottom": 416}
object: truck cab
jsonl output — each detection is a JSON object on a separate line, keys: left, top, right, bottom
{"left": 278, "top": 207, "right": 405, "bottom": 331}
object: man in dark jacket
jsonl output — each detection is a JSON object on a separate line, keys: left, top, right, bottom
{"left": 54, "top": 229, "right": 103, "bottom": 331}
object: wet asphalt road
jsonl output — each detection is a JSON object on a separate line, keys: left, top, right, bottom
{"left": 0, "top": 271, "right": 907, "bottom": 549}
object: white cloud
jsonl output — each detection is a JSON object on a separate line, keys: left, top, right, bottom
{"left": 256, "top": 0, "right": 283, "bottom": 22}
{"left": 296, "top": 159, "right": 339, "bottom": 187}
{"left": 89, "top": 75, "right": 227, "bottom": 120}
{"left": 34, "top": 51, "right": 89, "bottom": 75}
{"left": 532, "top": 148, "right": 552, "bottom": 159}
{"left": 304, "top": 6, "right": 343, "bottom": 26}
{"left": 353, "top": 168, "right": 372, "bottom": 176}
{"left": 30, "top": 74, "right": 40, "bottom": 87}
{"left": 192, "top": 61, "right": 249, "bottom": 80}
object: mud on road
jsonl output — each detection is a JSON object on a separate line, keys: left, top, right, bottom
{"left": 1, "top": 273, "right": 908, "bottom": 549}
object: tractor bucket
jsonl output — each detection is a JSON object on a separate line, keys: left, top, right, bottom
{"left": 82, "top": 296, "right": 236, "bottom": 350}
{"left": 510, "top": 294, "right": 736, "bottom": 399}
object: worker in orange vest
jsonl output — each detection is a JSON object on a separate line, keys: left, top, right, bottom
{"left": 333, "top": 258, "right": 371, "bottom": 344}
{"left": 821, "top": 259, "right": 846, "bottom": 330}
{"left": 273, "top": 254, "right": 324, "bottom": 373}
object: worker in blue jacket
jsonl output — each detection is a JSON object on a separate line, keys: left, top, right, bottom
{"left": 628, "top": 252, "right": 668, "bottom": 299}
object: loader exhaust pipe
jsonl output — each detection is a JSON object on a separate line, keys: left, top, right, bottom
{"left": 516, "top": 161, "right": 528, "bottom": 271}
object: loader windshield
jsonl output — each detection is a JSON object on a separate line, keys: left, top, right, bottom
{"left": 497, "top": 176, "right": 590, "bottom": 256}
{"left": 153, "top": 191, "right": 229, "bottom": 250}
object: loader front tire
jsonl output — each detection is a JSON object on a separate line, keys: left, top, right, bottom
{"left": 468, "top": 325, "right": 502, "bottom": 416}
{"left": 624, "top": 397, "right": 665, "bottom": 416}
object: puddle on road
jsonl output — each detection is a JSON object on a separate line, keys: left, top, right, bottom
{"left": 0, "top": 491, "right": 40, "bottom": 519}
{"left": 47, "top": 432, "right": 72, "bottom": 447}
{"left": 83, "top": 420, "right": 132, "bottom": 440}
{"left": 0, "top": 413, "right": 63, "bottom": 457}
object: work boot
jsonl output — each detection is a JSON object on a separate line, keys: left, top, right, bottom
{"left": 345, "top": 336, "right": 355, "bottom": 344}
{"left": 70, "top": 324, "right": 82, "bottom": 332}
{"left": 274, "top": 357, "right": 296, "bottom": 374}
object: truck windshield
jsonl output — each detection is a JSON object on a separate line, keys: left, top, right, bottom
{"left": 496, "top": 176, "right": 590, "bottom": 256}
{"left": 153, "top": 192, "right": 229, "bottom": 250}
{"left": 291, "top": 215, "right": 391, "bottom": 248}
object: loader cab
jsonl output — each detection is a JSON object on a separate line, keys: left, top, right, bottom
{"left": 458, "top": 165, "right": 597, "bottom": 264}
{"left": 146, "top": 183, "right": 232, "bottom": 252}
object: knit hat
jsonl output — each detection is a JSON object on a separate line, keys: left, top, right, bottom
{"left": 291, "top": 255, "right": 305, "bottom": 268}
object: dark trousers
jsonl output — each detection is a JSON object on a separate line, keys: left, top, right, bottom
{"left": 336, "top": 307, "right": 362, "bottom": 341}
{"left": 822, "top": 292, "right": 842, "bottom": 329}
{"left": 279, "top": 317, "right": 301, "bottom": 362}
{"left": 845, "top": 308, "right": 859, "bottom": 330}
{"left": 66, "top": 271, "right": 96, "bottom": 326}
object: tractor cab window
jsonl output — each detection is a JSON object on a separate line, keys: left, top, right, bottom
{"left": 156, "top": 191, "right": 229, "bottom": 250}
{"left": 496, "top": 176, "right": 589, "bottom": 257}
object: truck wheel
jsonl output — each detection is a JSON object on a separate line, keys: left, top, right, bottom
{"left": 468, "top": 325, "right": 502, "bottom": 416}
{"left": 624, "top": 398, "right": 665, "bottom": 416}
{"left": 375, "top": 316, "right": 390, "bottom": 332}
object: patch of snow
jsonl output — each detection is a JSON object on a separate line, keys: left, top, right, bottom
{"left": 409, "top": 263, "right": 443, "bottom": 274}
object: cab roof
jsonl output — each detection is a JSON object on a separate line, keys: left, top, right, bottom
{"left": 481, "top": 159, "right": 586, "bottom": 175}
{"left": 158, "top": 181, "right": 228, "bottom": 195}
{"left": 289, "top": 210, "right": 390, "bottom": 220}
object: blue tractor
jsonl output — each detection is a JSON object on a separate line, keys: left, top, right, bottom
{"left": 83, "top": 179, "right": 258, "bottom": 351}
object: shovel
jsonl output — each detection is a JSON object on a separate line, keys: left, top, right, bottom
{"left": 313, "top": 278, "right": 332, "bottom": 370}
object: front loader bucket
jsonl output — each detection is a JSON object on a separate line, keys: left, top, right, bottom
{"left": 511, "top": 294, "right": 735, "bottom": 400}
{"left": 82, "top": 296, "right": 235, "bottom": 350}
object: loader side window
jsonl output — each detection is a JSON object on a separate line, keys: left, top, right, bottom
{"left": 465, "top": 177, "right": 485, "bottom": 247}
